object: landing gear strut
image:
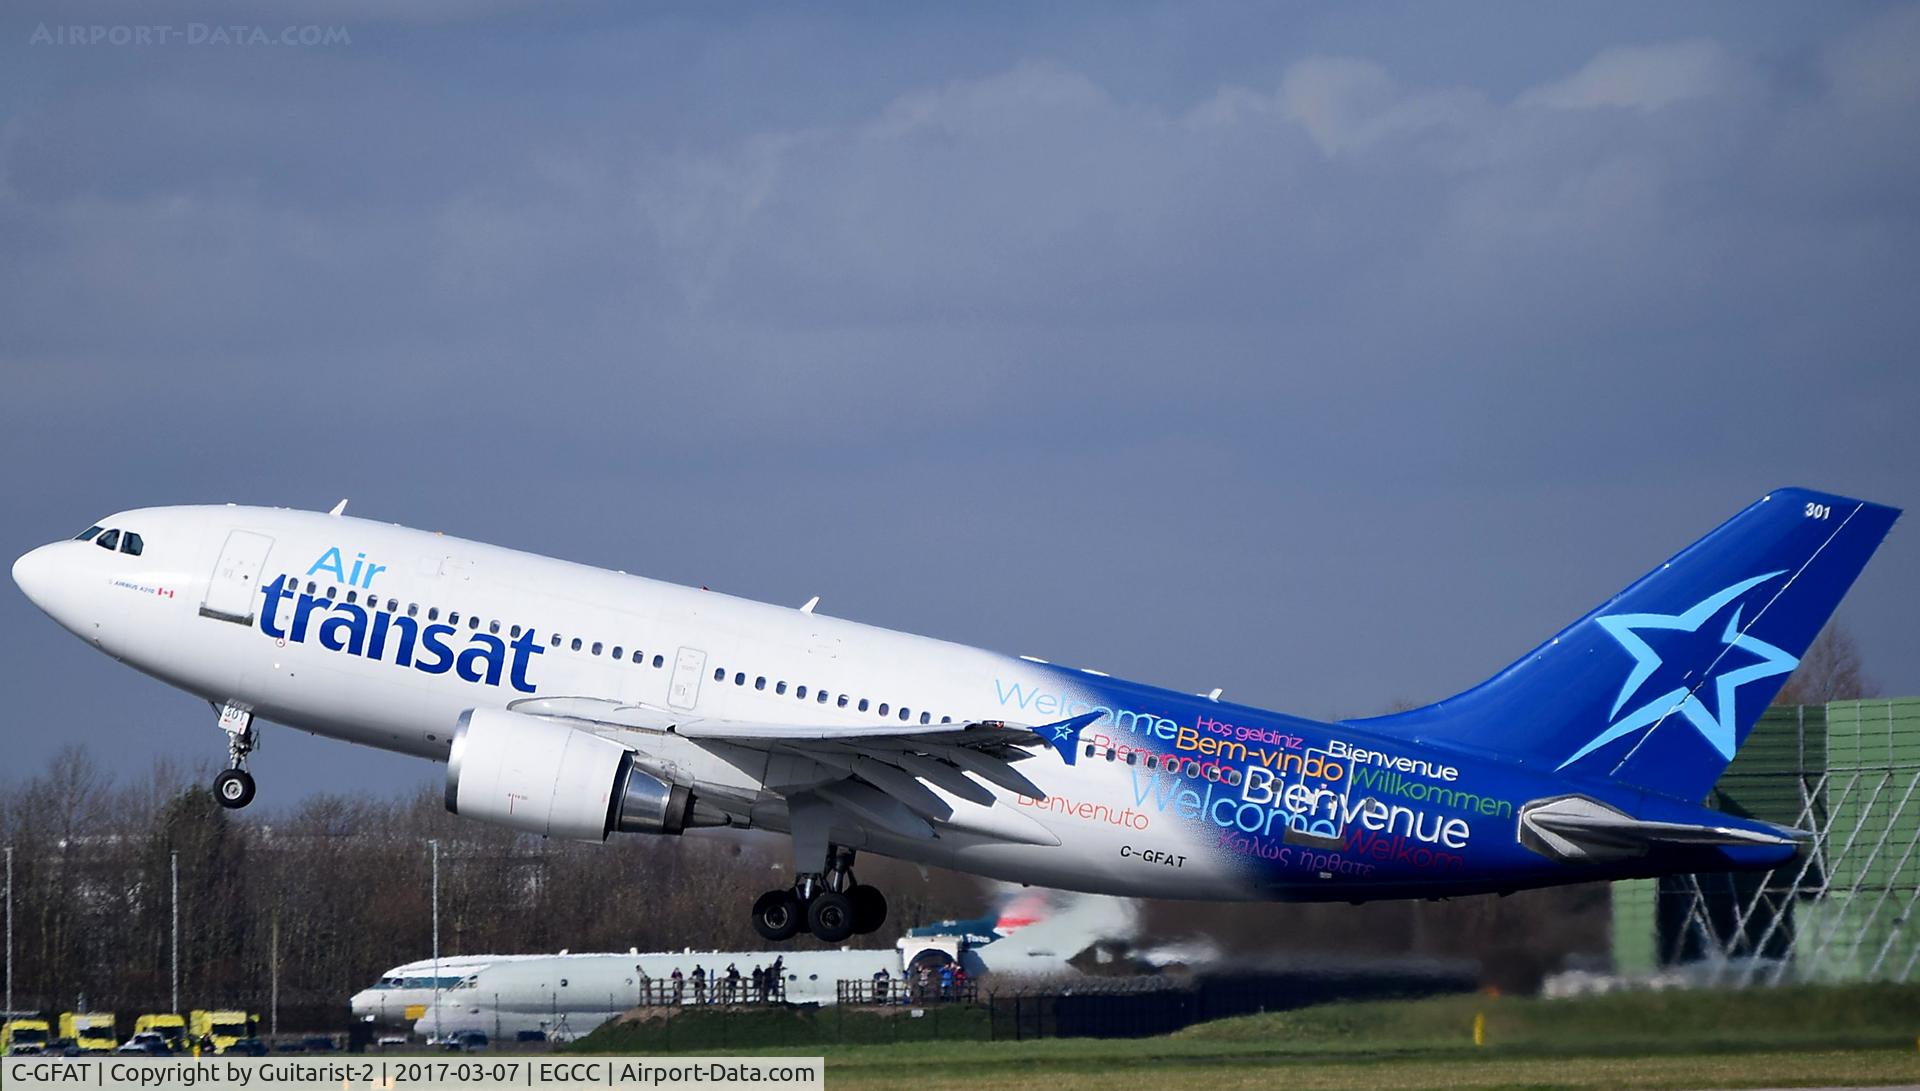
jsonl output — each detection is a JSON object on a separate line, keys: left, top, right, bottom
{"left": 752, "top": 846, "right": 888, "bottom": 943}
{"left": 213, "top": 701, "right": 258, "bottom": 810}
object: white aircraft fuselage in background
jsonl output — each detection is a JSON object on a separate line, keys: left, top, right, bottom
{"left": 11, "top": 491, "right": 1897, "bottom": 942}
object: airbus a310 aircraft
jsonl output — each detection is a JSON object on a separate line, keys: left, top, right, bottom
{"left": 11, "top": 488, "right": 1898, "bottom": 943}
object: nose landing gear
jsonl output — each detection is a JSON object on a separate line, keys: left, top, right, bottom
{"left": 212, "top": 701, "right": 258, "bottom": 810}
{"left": 751, "top": 847, "right": 888, "bottom": 943}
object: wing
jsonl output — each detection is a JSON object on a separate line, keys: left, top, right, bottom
{"left": 508, "top": 696, "right": 1100, "bottom": 846}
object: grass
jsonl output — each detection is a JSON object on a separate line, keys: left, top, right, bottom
{"left": 569, "top": 983, "right": 1920, "bottom": 1089}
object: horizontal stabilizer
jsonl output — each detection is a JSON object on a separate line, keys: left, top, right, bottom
{"left": 1518, "top": 795, "right": 1804, "bottom": 863}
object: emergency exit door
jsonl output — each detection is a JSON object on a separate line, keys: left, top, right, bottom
{"left": 200, "top": 530, "right": 275, "bottom": 625}
{"left": 667, "top": 647, "right": 707, "bottom": 711}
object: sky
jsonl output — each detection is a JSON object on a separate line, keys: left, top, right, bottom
{"left": 1, "top": 1, "right": 1915, "bottom": 803}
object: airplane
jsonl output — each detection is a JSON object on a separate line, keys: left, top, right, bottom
{"left": 10, "top": 488, "right": 1899, "bottom": 945}
{"left": 398, "top": 892, "right": 1129, "bottom": 1040}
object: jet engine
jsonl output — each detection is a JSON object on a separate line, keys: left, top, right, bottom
{"left": 445, "top": 708, "right": 726, "bottom": 841}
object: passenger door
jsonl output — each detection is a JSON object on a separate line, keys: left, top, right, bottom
{"left": 200, "top": 530, "right": 275, "bottom": 625}
{"left": 667, "top": 647, "right": 707, "bottom": 711}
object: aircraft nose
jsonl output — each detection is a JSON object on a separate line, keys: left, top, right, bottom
{"left": 12, "top": 543, "right": 58, "bottom": 609}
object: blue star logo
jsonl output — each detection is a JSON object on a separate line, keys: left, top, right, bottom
{"left": 1558, "top": 571, "right": 1799, "bottom": 770}
{"left": 1037, "top": 711, "right": 1101, "bottom": 765}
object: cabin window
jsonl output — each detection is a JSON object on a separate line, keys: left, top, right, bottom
{"left": 512, "top": 624, "right": 522, "bottom": 637}
{"left": 1104, "top": 748, "right": 1116, "bottom": 762}
{"left": 755, "top": 677, "right": 766, "bottom": 691}
{"left": 611, "top": 645, "right": 622, "bottom": 659}
{"left": 428, "top": 607, "right": 439, "bottom": 621}
{"left": 920, "top": 711, "right": 931, "bottom": 724}
{"left": 408, "top": 603, "right": 419, "bottom": 617}
{"left": 633, "top": 650, "right": 644, "bottom": 664}
{"left": 345, "top": 590, "right": 358, "bottom": 603}
{"left": 776, "top": 681, "right": 788, "bottom": 695}
{"left": 653, "top": 655, "right": 664, "bottom": 668}
{"left": 817, "top": 691, "right": 829, "bottom": 704}
{"left": 735, "top": 672, "right": 746, "bottom": 686}
{"left": 95, "top": 529, "right": 120, "bottom": 551}
{"left": 899, "top": 707, "right": 911, "bottom": 722}
{"left": 551, "top": 634, "right": 562, "bottom": 647}
{"left": 1125, "top": 752, "right": 1137, "bottom": 765}
{"left": 447, "top": 610, "right": 457, "bottom": 623}
{"left": 941, "top": 716, "right": 952, "bottom": 724}
{"left": 837, "top": 695, "right": 849, "bottom": 708}
{"left": 858, "top": 699, "right": 869, "bottom": 712}
{"left": 325, "top": 586, "right": 337, "bottom": 600}
{"left": 571, "top": 638, "right": 583, "bottom": 652}
{"left": 591, "top": 641, "right": 603, "bottom": 655}
{"left": 1084, "top": 743, "right": 1096, "bottom": 758}
{"left": 714, "top": 668, "right": 725, "bottom": 681}
{"left": 796, "top": 685, "right": 808, "bottom": 699}
{"left": 877, "top": 703, "right": 889, "bottom": 717}
{"left": 121, "top": 532, "right": 144, "bottom": 556}
{"left": 470, "top": 616, "right": 482, "bottom": 631}
{"left": 1144, "top": 756, "right": 1157, "bottom": 770}
{"left": 307, "top": 581, "right": 318, "bottom": 595}
{"left": 492, "top": 621, "right": 503, "bottom": 635}
{"left": 389, "top": 599, "right": 400, "bottom": 613}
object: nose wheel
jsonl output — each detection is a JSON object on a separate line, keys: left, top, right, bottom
{"left": 213, "top": 700, "right": 259, "bottom": 810}
{"left": 213, "top": 768, "right": 256, "bottom": 809}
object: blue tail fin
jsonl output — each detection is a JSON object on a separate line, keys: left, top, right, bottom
{"left": 1351, "top": 488, "right": 1900, "bottom": 802}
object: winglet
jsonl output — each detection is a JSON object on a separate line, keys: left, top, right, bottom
{"left": 1038, "top": 712, "right": 1102, "bottom": 765}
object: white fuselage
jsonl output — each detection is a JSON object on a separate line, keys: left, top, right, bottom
{"left": 12, "top": 505, "right": 1251, "bottom": 899}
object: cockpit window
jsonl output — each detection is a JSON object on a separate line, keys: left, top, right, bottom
{"left": 96, "top": 529, "right": 120, "bottom": 551}
{"left": 121, "top": 532, "right": 144, "bottom": 556}
{"left": 75, "top": 525, "right": 104, "bottom": 542}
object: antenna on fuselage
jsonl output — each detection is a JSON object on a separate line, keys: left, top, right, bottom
{"left": 799, "top": 595, "right": 820, "bottom": 614}
{"left": 327, "top": 498, "right": 349, "bottom": 517}
{"left": 1205, "top": 688, "right": 1223, "bottom": 702}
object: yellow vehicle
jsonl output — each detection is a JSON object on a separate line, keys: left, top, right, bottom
{"left": 58, "top": 1012, "right": 116, "bottom": 1053}
{"left": 132, "top": 1014, "right": 187, "bottom": 1051}
{"left": 188, "top": 1010, "right": 255, "bottom": 1054}
{"left": 2, "top": 1018, "right": 52, "bottom": 1055}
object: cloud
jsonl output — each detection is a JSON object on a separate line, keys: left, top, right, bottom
{"left": 1518, "top": 41, "right": 1748, "bottom": 112}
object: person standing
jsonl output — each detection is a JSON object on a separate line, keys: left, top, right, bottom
{"left": 670, "top": 968, "right": 685, "bottom": 1005}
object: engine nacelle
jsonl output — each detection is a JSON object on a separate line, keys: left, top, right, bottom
{"left": 445, "top": 708, "right": 722, "bottom": 841}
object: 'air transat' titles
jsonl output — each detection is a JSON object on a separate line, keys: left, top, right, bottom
{"left": 255, "top": 568, "right": 542, "bottom": 694}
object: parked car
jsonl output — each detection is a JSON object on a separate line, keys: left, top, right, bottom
{"left": 375, "top": 1035, "right": 409, "bottom": 1048}
{"left": 116, "top": 1033, "right": 172, "bottom": 1055}
{"left": 439, "top": 1031, "right": 487, "bottom": 1052}
{"left": 40, "top": 1038, "right": 83, "bottom": 1057}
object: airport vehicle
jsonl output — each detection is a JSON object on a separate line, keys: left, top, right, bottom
{"left": 115, "top": 1032, "right": 172, "bottom": 1055}
{"left": 11, "top": 490, "right": 1898, "bottom": 944}
{"left": 57, "top": 1012, "right": 115, "bottom": 1053}
{"left": 2, "top": 1018, "right": 51, "bottom": 1055}
{"left": 132, "top": 1014, "right": 187, "bottom": 1051}
{"left": 189, "top": 1010, "right": 255, "bottom": 1053}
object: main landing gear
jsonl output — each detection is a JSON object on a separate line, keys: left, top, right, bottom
{"left": 212, "top": 701, "right": 258, "bottom": 810}
{"left": 751, "top": 847, "right": 887, "bottom": 944}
